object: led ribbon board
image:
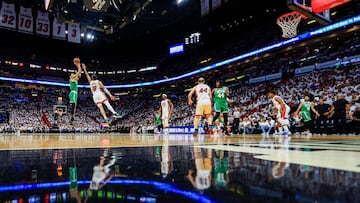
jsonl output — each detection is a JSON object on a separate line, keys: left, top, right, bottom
{"left": 0, "top": 14, "right": 359, "bottom": 88}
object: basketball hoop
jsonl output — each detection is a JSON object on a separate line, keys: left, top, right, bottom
{"left": 277, "top": 12, "right": 304, "bottom": 38}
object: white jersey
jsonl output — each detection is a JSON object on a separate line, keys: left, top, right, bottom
{"left": 90, "top": 80, "right": 102, "bottom": 95}
{"left": 272, "top": 95, "right": 288, "bottom": 111}
{"left": 161, "top": 99, "right": 170, "bottom": 113}
{"left": 90, "top": 165, "right": 107, "bottom": 190}
{"left": 195, "top": 169, "right": 211, "bottom": 190}
{"left": 195, "top": 84, "right": 211, "bottom": 104}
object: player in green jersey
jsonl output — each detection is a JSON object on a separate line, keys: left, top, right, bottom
{"left": 154, "top": 109, "right": 163, "bottom": 134}
{"left": 69, "top": 58, "right": 82, "bottom": 123}
{"left": 212, "top": 81, "right": 230, "bottom": 135}
{"left": 213, "top": 150, "right": 229, "bottom": 188}
{"left": 294, "top": 94, "right": 319, "bottom": 136}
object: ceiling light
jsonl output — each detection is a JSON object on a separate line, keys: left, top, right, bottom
{"left": 86, "top": 34, "right": 92, "bottom": 39}
{"left": 81, "top": 33, "right": 84, "bottom": 37}
{"left": 133, "top": 15, "right": 137, "bottom": 20}
{"left": 99, "top": 19, "right": 103, "bottom": 22}
{"left": 176, "top": 0, "right": 184, "bottom": 5}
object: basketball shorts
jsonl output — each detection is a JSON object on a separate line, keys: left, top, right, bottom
{"left": 69, "top": 91, "right": 78, "bottom": 104}
{"left": 195, "top": 103, "right": 212, "bottom": 116}
{"left": 162, "top": 110, "right": 169, "bottom": 120}
{"left": 93, "top": 93, "right": 108, "bottom": 105}
{"left": 214, "top": 102, "right": 228, "bottom": 113}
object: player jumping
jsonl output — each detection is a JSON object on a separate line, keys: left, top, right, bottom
{"left": 82, "top": 63, "right": 121, "bottom": 124}
{"left": 69, "top": 58, "right": 82, "bottom": 123}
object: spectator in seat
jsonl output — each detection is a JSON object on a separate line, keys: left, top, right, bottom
{"left": 351, "top": 106, "right": 360, "bottom": 135}
{"left": 315, "top": 98, "right": 332, "bottom": 135}
{"left": 328, "top": 93, "right": 349, "bottom": 135}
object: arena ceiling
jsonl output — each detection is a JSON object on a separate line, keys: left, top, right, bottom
{"left": 2, "top": 0, "right": 358, "bottom": 62}
{"left": 5, "top": 0, "right": 289, "bottom": 44}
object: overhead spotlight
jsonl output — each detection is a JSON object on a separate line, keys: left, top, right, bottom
{"left": 81, "top": 33, "right": 84, "bottom": 37}
{"left": 176, "top": 0, "right": 184, "bottom": 5}
{"left": 133, "top": 15, "right": 137, "bottom": 20}
{"left": 99, "top": 19, "right": 103, "bottom": 22}
{"left": 86, "top": 33, "right": 92, "bottom": 39}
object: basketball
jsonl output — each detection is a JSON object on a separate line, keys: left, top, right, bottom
{"left": 73, "top": 57, "right": 81, "bottom": 64}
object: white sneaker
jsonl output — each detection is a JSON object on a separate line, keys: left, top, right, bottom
{"left": 283, "top": 131, "right": 291, "bottom": 136}
{"left": 273, "top": 132, "right": 280, "bottom": 137}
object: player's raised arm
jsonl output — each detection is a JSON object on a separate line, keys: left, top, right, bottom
{"left": 99, "top": 81, "right": 115, "bottom": 101}
{"left": 74, "top": 63, "right": 82, "bottom": 78}
{"left": 81, "top": 63, "right": 91, "bottom": 83}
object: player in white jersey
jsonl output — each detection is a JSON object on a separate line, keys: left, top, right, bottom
{"left": 82, "top": 64, "right": 121, "bottom": 123}
{"left": 268, "top": 90, "right": 291, "bottom": 136}
{"left": 187, "top": 147, "right": 212, "bottom": 191}
{"left": 159, "top": 94, "right": 174, "bottom": 134}
{"left": 84, "top": 154, "right": 117, "bottom": 203}
{"left": 188, "top": 77, "right": 213, "bottom": 136}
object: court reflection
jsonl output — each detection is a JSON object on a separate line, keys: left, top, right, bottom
{"left": 0, "top": 139, "right": 359, "bottom": 203}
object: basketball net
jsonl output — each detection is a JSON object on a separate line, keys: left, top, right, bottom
{"left": 277, "top": 12, "right": 304, "bottom": 38}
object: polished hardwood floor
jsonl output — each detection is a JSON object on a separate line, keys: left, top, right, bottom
{"left": 0, "top": 133, "right": 359, "bottom": 203}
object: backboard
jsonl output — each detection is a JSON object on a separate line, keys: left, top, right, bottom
{"left": 287, "top": 0, "right": 352, "bottom": 25}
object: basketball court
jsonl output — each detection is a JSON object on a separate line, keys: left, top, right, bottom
{"left": 0, "top": 133, "right": 359, "bottom": 202}
{"left": 0, "top": 0, "right": 359, "bottom": 202}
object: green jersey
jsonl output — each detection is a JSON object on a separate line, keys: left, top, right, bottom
{"left": 69, "top": 80, "right": 78, "bottom": 103}
{"left": 301, "top": 101, "right": 312, "bottom": 122}
{"left": 69, "top": 80, "right": 78, "bottom": 92}
{"left": 214, "top": 87, "right": 228, "bottom": 103}
{"left": 155, "top": 113, "right": 161, "bottom": 125}
{"left": 69, "top": 167, "right": 78, "bottom": 189}
{"left": 214, "top": 157, "right": 229, "bottom": 187}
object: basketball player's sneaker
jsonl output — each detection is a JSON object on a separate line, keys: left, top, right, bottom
{"left": 104, "top": 118, "right": 113, "bottom": 127}
{"left": 193, "top": 129, "right": 199, "bottom": 137}
{"left": 112, "top": 113, "right": 122, "bottom": 118}
{"left": 282, "top": 131, "right": 292, "bottom": 136}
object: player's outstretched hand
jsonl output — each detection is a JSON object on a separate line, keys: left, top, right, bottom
{"left": 110, "top": 95, "right": 116, "bottom": 101}
{"left": 81, "top": 63, "right": 86, "bottom": 70}
{"left": 188, "top": 100, "right": 193, "bottom": 106}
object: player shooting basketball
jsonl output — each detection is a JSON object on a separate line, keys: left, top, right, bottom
{"left": 69, "top": 58, "right": 82, "bottom": 124}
